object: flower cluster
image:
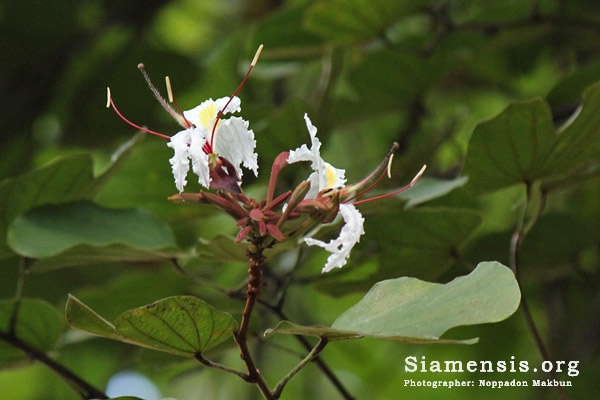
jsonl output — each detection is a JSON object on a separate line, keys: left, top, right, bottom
{"left": 107, "top": 46, "right": 425, "bottom": 273}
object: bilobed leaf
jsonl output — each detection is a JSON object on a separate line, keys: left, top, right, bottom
{"left": 267, "top": 262, "right": 519, "bottom": 344}
{"left": 0, "top": 298, "right": 64, "bottom": 368}
{"left": 66, "top": 295, "right": 237, "bottom": 356}
{"left": 0, "top": 138, "right": 145, "bottom": 260}
{"left": 542, "top": 81, "right": 600, "bottom": 175}
{"left": 463, "top": 99, "right": 555, "bottom": 193}
{"left": 7, "top": 201, "right": 179, "bottom": 270}
{"left": 0, "top": 155, "right": 95, "bottom": 258}
{"left": 464, "top": 82, "right": 600, "bottom": 193}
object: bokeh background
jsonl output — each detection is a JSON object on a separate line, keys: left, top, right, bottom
{"left": 1, "top": 0, "right": 599, "bottom": 399}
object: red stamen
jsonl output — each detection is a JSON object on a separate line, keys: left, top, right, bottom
{"left": 209, "top": 45, "right": 263, "bottom": 150}
{"left": 344, "top": 164, "right": 389, "bottom": 203}
{"left": 352, "top": 165, "right": 426, "bottom": 206}
{"left": 106, "top": 87, "right": 171, "bottom": 140}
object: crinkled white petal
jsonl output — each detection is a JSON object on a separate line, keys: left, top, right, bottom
{"left": 214, "top": 96, "right": 241, "bottom": 115}
{"left": 188, "top": 127, "right": 211, "bottom": 189}
{"left": 288, "top": 114, "right": 346, "bottom": 196}
{"left": 180, "top": 96, "right": 257, "bottom": 184}
{"left": 214, "top": 116, "right": 258, "bottom": 178}
{"left": 183, "top": 96, "right": 242, "bottom": 131}
{"left": 304, "top": 203, "right": 365, "bottom": 273}
{"left": 168, "top": 130, "right": 192, "bottom": 192}
{"left": 287, "top": 114, "right": 322, "bottom": 165}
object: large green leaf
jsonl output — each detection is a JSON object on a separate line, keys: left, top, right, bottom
{"left": 267, "top": 261, "right": 519, "bottom": 344}
{"left": 0, "top": 155, "right": 95, "bottom": 258}
{"left": 464, "top": 82, "right": 600, "bottom": 193}
{"left": 542, "top": 81, "right": 600, "bottom": 175}
{"left": 0, "top": 136, "right": 144, "bottom": 260}
{"left": 7, "top": 201, "right": 179, "bottom": 270}
{"left": 66, "top": 295, "right": 237, "bottom": 356}
{"left": 0, "top": 298, "right": 64, "bottom": 368}
{"left": 463, "top": 98, "right": 556, "bottom": 193}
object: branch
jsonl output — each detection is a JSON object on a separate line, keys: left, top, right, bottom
{"left": 194, "top": 353, "right": 251, "bottom": 381}
{"left": 272, "top": 338, "right": 329, "bottom": 398}
{"left": 510, "top": 183, "right": 569, "bottom": 400}
{"left": 0, "top": 331, "right": 108, "bottom": 400}
{"left": 234, "top": 242, "right": 274, "bottom": 400}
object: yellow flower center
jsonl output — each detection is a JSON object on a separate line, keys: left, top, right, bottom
{"left": 324, "top": 164, "right": 338, "bottom": 188}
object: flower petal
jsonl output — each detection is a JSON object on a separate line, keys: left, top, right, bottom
{"left": 214, "top": 116, "right": 258, "bottom": 178}
{"left": 288, "top": 114, "right": 346, "bottom": 196}
{"left": 304, "top": 203, "right": 365, "bottom": 273}
{"left": 168, "top": 130, "right": 192, "bottom": 192}
{"left": 188, "top": 127, "right": 211, "bottom": 189}
{"left": 183, "top": 96, "right": 242, "bottom": 131}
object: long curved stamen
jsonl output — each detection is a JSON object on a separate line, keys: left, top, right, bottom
{"left": 138, "top": 64, "right": 189, "bottom": 128}
{"left": 209, "top": 44, "right": 264, "bottom": 150}
{"left": 352, "top": 164, "right": 426, "bottom": 206}
{"left": 106, "top": 87, "right": 171, "bottom": 140}
{"left": 343, "top": 142, "right": 399, "bottom": 202}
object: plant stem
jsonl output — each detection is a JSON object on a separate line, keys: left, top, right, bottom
{"left": 272, "top": 338, "right": 329, "bottom": 398}
{"left": 235, "top": 242, "right": 274, "bottom": 400}
{"left": 194, "top": 353, "right": 251, "bottom": 380}
{"left": 0, "top": 330, "right": 108, "bottom": 399}
{"left": 259, "top": 298, "right": 355, "bottom": 400}
{"left": 510, "top": 184, "right": 568, "bottom": 400}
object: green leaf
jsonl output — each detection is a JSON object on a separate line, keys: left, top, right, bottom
{"left": 316, "top": 207, "right": 482, "bottom": 296}
{"left": 252, "top": 6, "right": 323, "bottom": 51}
{"left": 265, "top": 321, "right": 476, "bottom": 345}
{"left": 464, "top": 82, "right": 600, "bottom": 193}
{"left": 0, "top": 140, "right": 144, "bottom": 260}
{"left": 196, "top": 235, "right": 248, "bottom": 263}
{"left": 0, "top": 298, "right": 64, "bottom": 368}
{"left": 304, "top": 0, "right": 428, "bottom": 43}
{"left": 542, "top": 81, "right": 600, "bottom": 175}
{"left": 64, "top": 295, "right": 115, "bottom": 338}
{"left": 23, "top": 243, "right": 180, "bottom": 272}
{"left": 0, "top": 155, "right": 95, "bottom": 258}
{"left": 396, "top": 176, "right": 469, "bottom": 209}
{"left": 463, "top": 99, "right": 556, "bottom": 193}
{"left": 66, "top": 295, "right": 238, "bottom": 356}
{"left": 7, "top": 201, "right": 177, "bottom": 261}
{"left": 267, "top": 262, "right": 519, "bottom": 344}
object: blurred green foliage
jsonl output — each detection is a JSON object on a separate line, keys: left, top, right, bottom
{"left": 1, "top": 0, "right": 600, "bottom": 399}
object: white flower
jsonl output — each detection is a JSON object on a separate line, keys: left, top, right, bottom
{"left": 288, "top": 113, "right": 364, "bottom": 273}
{"left": 304, "top": 203, "right": 365, "bottom": 273}
{"left": 167, "top": 96, "right": 258, "bottom": 192}
{"left": 287, "top": 114, "right": 346, "bottom": 198}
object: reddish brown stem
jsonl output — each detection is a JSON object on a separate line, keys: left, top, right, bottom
{"left": 234, "top": 242, "right": 274, "bottom": 399}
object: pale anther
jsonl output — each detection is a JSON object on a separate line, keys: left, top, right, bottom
{"left": 251, "top": 44, "right": 264, "bottom": 67}
{"left": 387, "top": 153, "right": 394, "bottom": 179}
{"left": 166, "top": 76, "right": 174, "bottom": 103}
